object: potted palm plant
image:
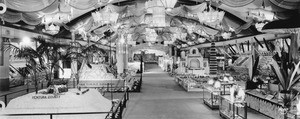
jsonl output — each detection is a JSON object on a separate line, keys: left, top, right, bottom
{"left": 270, "top": 50, "right": 300, "bottom": 116}
{"left": 6, "top": 39, "right": 45, "bottom": 94}
{"left": 5, "top": 36, "right": 72, "bottom": 93}
{"left": 246, "top": 55, "right": 261, "bottom": 89}
{"left": 33, "top": 37, "right": 71, "bottom": 87}
{"left": 9, "top": 64, "right": 43, "bottom": 90}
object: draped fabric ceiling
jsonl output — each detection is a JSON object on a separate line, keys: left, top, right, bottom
{"left": 0, "top": 0, "right": 299, "bottom": 48}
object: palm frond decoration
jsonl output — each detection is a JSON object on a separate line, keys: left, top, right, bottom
{"left": 4, "top": 35, "right": 110, "bottom": 91}
{"left": 270, "top": 50, "right": 300, "bottom": 92}
{"left": 249, "top": 55, "right": 260, "bottom": 81}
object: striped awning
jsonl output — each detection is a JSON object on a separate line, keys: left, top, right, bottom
{"left": 269, "top": 0, "right": 300, "bottom": 10}
{"left": 220, "top": 0, "right": 255, "bottom": 7}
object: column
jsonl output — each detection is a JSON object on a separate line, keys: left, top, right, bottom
{"left": 0, "top": 36, "right": 10, "bottom": 91}
{"left": 123, "top": 42, "right": 128, "bottom": 72}
{"left": 70, "top": 31, "right": 78, "bottom": 88}
{"left": 116, "top": 35, "right": 124, "bottom": 74}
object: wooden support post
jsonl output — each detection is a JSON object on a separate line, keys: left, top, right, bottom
{"left": 70, "top": 31, "right": 78, "bottom": 88}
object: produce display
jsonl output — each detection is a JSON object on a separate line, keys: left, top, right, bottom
{"left": 174, "top": 75, "right": 209, "bottom": 92}
{"left": 128, "top": 62, "right": 140, "bottom": 76}
{"left": 79, "top": 64, "right": 116, "bottom": 81}
{"left": 245, "top": 90, "right": 285, "bottom": 119}
{"left": 78, "top": 64, "right": 125, "bottom": 88}
{"left": 47, "top": 85, "right": 68, "bottom": 94}
{"left": 205, "top": 77, "right": 235, "bottom": 95}
{"left": 0, "top": 89, "right": 112, "bottom": 119}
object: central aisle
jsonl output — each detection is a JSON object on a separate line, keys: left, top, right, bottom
{"left": 123, "top": 63, "right": 220, "bottom": 119}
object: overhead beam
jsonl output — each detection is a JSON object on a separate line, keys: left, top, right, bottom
{"left": 129, "top": 43, "right": 169, "bottom": 53}
{"left": 0, "top": 25, "right": 52, "bottom": 39}
{"left": 56, "top": 38, "right": 115, "bottom": 51}
{"left": 181, "top": 33, "right": 291, "bottom": 50}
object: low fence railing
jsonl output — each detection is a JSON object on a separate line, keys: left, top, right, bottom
{"left": 0, "top": 83, "right": 46, "bottom": 106}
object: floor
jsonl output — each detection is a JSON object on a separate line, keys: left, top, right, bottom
{"left": 123, "top": 63, "right": 269, "bottom": 119}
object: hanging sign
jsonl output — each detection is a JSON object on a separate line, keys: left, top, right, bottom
{"left": 32, "top": 95, "right": 60, "bottom": 99}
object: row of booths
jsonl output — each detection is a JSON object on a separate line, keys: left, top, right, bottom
{"left": 168, "top": 37, "right": 300, "bottom": 119}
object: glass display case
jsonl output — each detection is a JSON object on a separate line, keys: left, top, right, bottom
{"left": 202, "top": 84, "right": 222, "bottom": 109}
{"left": 220, "top": 82, "right": 235, "bottom": 95}
{"left": 174, "top": 76, "right": 207, "bottom": 92}
{"left": 219, "top": 95, "right": 247, "bottom": 119}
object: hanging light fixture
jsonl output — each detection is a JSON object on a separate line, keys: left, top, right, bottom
{"left": 127, "top": 34, "right": 136, "bottom": 46}
{"left": 42, "top": 13, "right": 71, "bottom": 25}
{"left": 197, "top": 2, "right": 225, "bottom": 26}
{"left": 159, "top": 0, "right": 177, "bottom": 11}
{"left": 145, "top": 28, "right": 158, "bottom": 42}
{"left": 255, "top": 22, "right": 267, "bottom": 32}
{"left": 186, "top": 24, "right": 196, "bottom": 34}
{"left": 41, "top": 0, "right": 72, "bottom": 35}
{"left": 145, "top": 0, "right": 177, "bottom": 27}
{"left": 100, "top": 39, "right": 108, "bottom": 45}
{"left": 247, "top": 9, "right": 275, "bottom": 22}
{"left": 221, "top": 32, "right": 232, "bottom": 39}
{"left": 92, "top": 6, "right": 119, "bottom": 25}
{"left": 187, "top": 41, "right": 194, "bottom": 45}
{"left": 43, "top": 23, "right": 60, "bottom": 35}
{"left": 247, "top": 0, "right": 276, "bottom": 22}
{"left": 198, "top": 37, "right": 206, "bottom": 43}
{"left": 145, "top": 0, "right": 177, "bottom": 12}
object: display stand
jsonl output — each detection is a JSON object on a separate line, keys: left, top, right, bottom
{"left": 174, "top": 76, "right": 204, "bottom": 92}
{"left": 245, "top": 90, "right": 285, "bottom": 119}
{"left": 186, "top": 47, "right": 210, "bottom": 76}
{"left": 202, "top": 85, "right": 222, "bottom": 109}
{"left": 219, "top": 95, "right": 247, "bottom": 119}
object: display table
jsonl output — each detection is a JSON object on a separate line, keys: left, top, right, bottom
{"left": 174, "top": 76, "right": 206, "bottom": 92}
{"left": 245, "top": 89, "right": 285, "bottom": 119}
{"left": 78, "top": 64, "right": 125, "bottom": 91}
{"left": 0, "top": 89, "right": 112, "bottom": 119}
{"left": 219, "top": 95, "right": 247, "bottom": 119}
{"left": 187, "top": 68, "right": 207, "bottom": 76}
